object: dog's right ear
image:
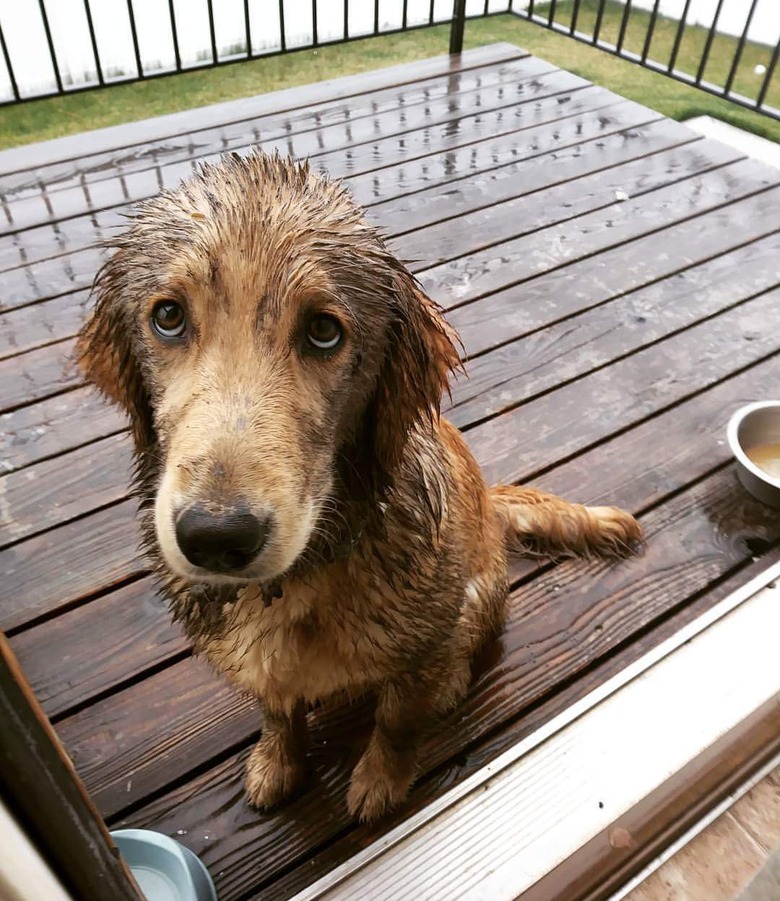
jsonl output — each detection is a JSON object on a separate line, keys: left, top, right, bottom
{"left": 77, "top": 260, "right": 155, "bottom": 451}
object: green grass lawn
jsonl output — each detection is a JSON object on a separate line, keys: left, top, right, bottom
{"left": 0, "top": 7, "right": 778, "bottom": 151}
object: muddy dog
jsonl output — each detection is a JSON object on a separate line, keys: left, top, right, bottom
{"left": 78, "top": 152, "right": 641, "bottom": 822}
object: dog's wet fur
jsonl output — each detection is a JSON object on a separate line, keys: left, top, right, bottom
{"left": 78, "top": 152, "right": 642, "bottom": 822}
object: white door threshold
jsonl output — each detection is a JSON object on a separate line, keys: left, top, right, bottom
{"left": 293, "top": 560, "right": 780, "bottom": 901}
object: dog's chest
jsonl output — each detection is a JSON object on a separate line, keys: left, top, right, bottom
{"left": 201, "top": 577, "right": 394, "bottom": 707}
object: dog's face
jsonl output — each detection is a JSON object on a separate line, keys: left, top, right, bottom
{"left": 78, "top": 154, "right": 459, "bottom": 586}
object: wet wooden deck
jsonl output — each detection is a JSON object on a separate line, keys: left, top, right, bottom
{"left": 2, "top": 41, "right": 780, "bottom": 900}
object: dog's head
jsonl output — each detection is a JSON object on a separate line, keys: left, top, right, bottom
{"left": 78, "top": 153, "right": 460, "bottom": 586}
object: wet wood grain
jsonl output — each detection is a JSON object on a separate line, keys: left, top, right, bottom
{"left": 0, "top": 56, "right": 562, "bottom": 239}
{"left": 0, "top": 45, "right": 529, "bottom": 223}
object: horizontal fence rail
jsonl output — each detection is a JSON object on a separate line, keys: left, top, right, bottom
{"left": 0, "top": 0, "right": 777, "bottom": 122}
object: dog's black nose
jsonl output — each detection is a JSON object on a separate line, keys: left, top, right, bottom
{"left": 175, "top": 505, "right": 270, "bottom": 572}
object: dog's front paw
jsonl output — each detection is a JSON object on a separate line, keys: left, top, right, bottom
{"left": 245, "top": 733, "right": 306, "bottom": 809}
{"left": 347, "top": 738, "right": 415, "bottom": 823}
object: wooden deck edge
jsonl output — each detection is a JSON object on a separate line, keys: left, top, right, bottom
{"left": 290, "top": 560, "right": 780, "bottom": 901}
{"left": 0, "top": 42, "right": 525, "bottom": 174}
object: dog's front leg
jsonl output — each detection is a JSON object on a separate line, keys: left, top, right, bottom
{"left": 245, "top": 700, "right": 307, "bottom": 809}
{"left": 347, "top": 674, "right": 438, "bottom": 822}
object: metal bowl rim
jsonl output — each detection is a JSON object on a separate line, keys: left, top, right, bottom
{"left": 726, "top": 401, "right": 780, "bottom": 490}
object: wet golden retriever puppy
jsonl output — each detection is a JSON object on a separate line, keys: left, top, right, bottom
{"left": 78, "top": 152, "right": 641, "bottom": 822}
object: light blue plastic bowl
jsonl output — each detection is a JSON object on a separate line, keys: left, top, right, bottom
{"left": 111, "top": 829, "right": 217, "bottom": 901}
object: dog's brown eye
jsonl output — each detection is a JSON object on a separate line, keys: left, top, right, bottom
{"left": 306, "top": 314, "right": 343, "bottom": 352}
{"left": 151, "top": 301, "right": 187, "bottom": 339}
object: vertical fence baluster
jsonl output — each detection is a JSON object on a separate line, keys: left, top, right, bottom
{"left": 640, "top": 0, "right": 661, "bottom": 63}
{"left": 450, "top": 0, "right": 467, "bottom": 54}
{"left": 667, "top": 0, "right": 692, "bottom": 72}
{"left": 167, "top": 0, "right": 181, "bottom": 70}
{"left": 82, "top": 0, "right": 104, "bottom": 85}
{"left": 616, "top": 0, "right": 632, "bottom": 55}
{"left": 570, "top": 0, "right": 581, "bottom": 35}
{"left": 343, "top": 0, "right": 349, "bottom": 39}
{"left": 547, "top": 0, "right": 558, "bottom": 28}
{"left": 695, "top": 0, "right": 726, "bottom": 85}
{"left": 279, "top": 0, "right": 287, "bottom": 51}
{"left": 207, "top": 0, "right": 218, "bottom": 63}
{"left": 244, "top": 0, "right": 252, "bottom": 57}
{"left": 724, "top": 0, "right": 760, "bottom": 97}
{"left": 592, "top": 0, "right": 607, "bottom": 44}
{"left": 757, "top": 39, "right": 779, "bottom": 109}
{"left": 37, "top": 0, "right": 63, "bottom": 93}
{"left": 312, "top": 0, "right": 319, "bottom": 47}
{"left": 0, "top": 23, "right": 20, "bottom": 101}
{"left": 125, "top": 0, "right": 143, "bottom": 77}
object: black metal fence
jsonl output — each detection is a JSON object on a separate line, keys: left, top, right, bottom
{"left": 0, "top": 0, "right": 777, "bottom": 122}
{"left": 509, "top": 0, "right": 779, "bottom": 121}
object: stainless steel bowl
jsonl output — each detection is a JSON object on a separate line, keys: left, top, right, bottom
{"left": 727, "top": 401, "right": 780, "bottom": 509}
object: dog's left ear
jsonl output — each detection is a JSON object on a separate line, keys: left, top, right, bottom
{"left": 77, "top": 260, "right": 155, "bottom": 451}
{"left": 371, "top": 264, "right": 462, "bottom": 479}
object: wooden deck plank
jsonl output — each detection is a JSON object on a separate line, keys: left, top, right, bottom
{"left": 0, "top": 387, "right": 123, "bottom": 474}
{"left": 0, "top": 52, "right": 533, "bottom": 204}
{"left": 1, "top": 501, "right": 141, "bottom": 632}
{"left": 1, "top": 80, "right": 613, "bottom": 308}
{"left": 0, "top": 96, "right": 660, "bottom": 276}
{"left": 472, "top": 287, "right": 780, "bottom": 486}
{"left": 9, "top": 350, "right": 780, "bottom": 726}
{"left": 418, "top": 157, "right": 778, "bottom": 305}
{"left": 8, "top": 577, "right": 187, "bottom": 720}
{"left": 111, "top": 466, "right": 780, "bottom": 900}
{"left": 0, "top": 433, "right": 131, "bottom": 546}
{"left": 0, "top": 289, "right": 89, "bottom": 360}
{"left": 1, "top": 59, "right": 578, "bottom": 237}
{"left": 392, "top": 136, "right": 730, "bottom": 265}
{"left": 449, "top": 232, "right": 780, "bottom": 426}
{"left": 0, "top": 43, "right": 525, "bottom": 177}
{"left": 449, "top": 190, "right": 780, "bottom": 356}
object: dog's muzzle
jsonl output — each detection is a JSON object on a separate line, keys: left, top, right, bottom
{"left": 175, "top": 503, "right": 271, "bottom": 573}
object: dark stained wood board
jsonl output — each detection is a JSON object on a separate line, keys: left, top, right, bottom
{"left": 0, "top": 57, "right": 577, "bottom": 237}
{"left": 4, "top": 53, "right": 549, "bottom": 206}
{"left": 1, "top": 77, "right": 616, "bottom": 309}
{"left": 0, "top": 44, "right": 528, "bottom": 203}
{"left": 2, "top": 44, "right": 780, "bottom": 901}
{"left": 0, "top": 97, "right": 663, "bottom": 274}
